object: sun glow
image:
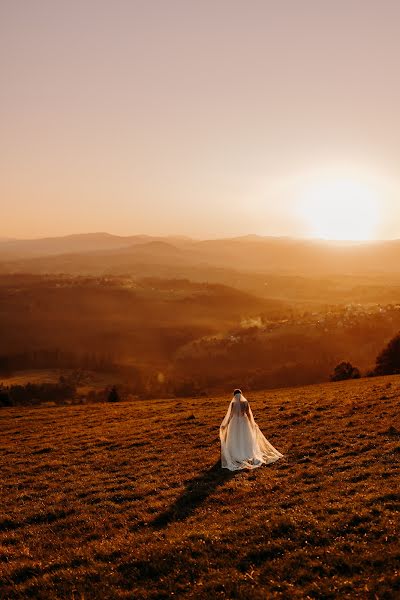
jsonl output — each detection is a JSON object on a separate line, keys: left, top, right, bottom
{"left": 299, "top": 177, "right": 380, "bottom": 241}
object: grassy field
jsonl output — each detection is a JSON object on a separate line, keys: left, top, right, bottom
{"left": 0, "top": 369, "right": 127, "bottom": 404}
{"left": 1, "top": 376, "right": 399, "bottom": 599}
{"left": 0, "top": 369, "right": 116, "bottom": 389}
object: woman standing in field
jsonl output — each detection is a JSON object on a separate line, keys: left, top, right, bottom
{"left": 220, "top": 389, "right": 283, "bottom": 471}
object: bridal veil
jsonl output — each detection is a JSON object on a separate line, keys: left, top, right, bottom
{"left": 220, "top": 391, "right": 283, "bottom": 471}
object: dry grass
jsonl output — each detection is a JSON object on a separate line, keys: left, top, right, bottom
{"left": 0, "top": 369, "right": 115, "bottom": 389}
{"left": 1, "top": 376, "right": 399, "bottom": 599}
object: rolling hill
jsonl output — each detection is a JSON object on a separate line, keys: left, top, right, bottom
{"left": 0, "top": 233, "right": 193, "bottom": 261}
{"left": 1, "top": 375, "right": 399, "bottom": 598}
{"left": 4, "top": 233, "right": 400, "bottom": 277}
{"left": 0, "top": 275, "right": 286, "bottom": 376}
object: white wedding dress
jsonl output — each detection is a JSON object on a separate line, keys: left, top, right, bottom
{"left": 220, "top": 392, "right": 283, "bottom": 471}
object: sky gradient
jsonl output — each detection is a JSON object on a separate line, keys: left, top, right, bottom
{"left": 1, "top": 0, "right": 400, "bottom": 240}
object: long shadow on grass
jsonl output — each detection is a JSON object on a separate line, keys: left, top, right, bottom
{"left": 151, "top": 460, "right": 238, "bottom": 528}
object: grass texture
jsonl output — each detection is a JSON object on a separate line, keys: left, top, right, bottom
{"left": 1, "top": 376, "right": 399, "bottom": 599}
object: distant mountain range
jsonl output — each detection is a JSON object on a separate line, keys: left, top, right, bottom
{"left": 0, "top": 233, "right": 193, "bottom": 259}
{"left": 1, "top": 232, "right": 400, "bottom": 276}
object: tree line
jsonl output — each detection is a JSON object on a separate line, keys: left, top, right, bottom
{"left": 330, "top": 332, "right": 400, "bottom": 381}
{"left": 2, "top": 332, "right": 400, "bottom": 407}
{"left": 0, "top": 349, "right": 118, "bottom": 374}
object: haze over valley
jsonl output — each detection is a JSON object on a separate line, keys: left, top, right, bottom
{"left": 2, "top": 232, "right": 400, "bottom": 397}
{"left": 2, "top": 2, "right": 400, "bottom": 597}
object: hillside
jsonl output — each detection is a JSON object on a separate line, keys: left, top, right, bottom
{"left": 5, "top": 252, "right": 400, "bottom": 311}
{"left": 1, "top": 376, "right": 399, "bottom": 598}
{"left": 4, "top": 234, "right": 400, "bottom": 278}
{"left": 4, "top": 274, "right": 400, "bottom": 397}
{"left": 0, "top": 275, "right": 284, "bottom": 371}
{"left": 0, "top": 233, "right": 192, "bottom": 260}
{"left": 4, "top": 235, "right": 400, "bottom": 310}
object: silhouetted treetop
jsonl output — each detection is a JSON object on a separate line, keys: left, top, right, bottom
{"left": 330, "top": 361, "right": 361, "bottom": 382}
{"left": 375, "top": 333, "right": 400, "bottom": 375}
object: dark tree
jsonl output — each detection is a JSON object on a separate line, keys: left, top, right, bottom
{"left": 375, "top": 333, "right": 400, "bottom": 375}
{"left": 107, "top": 385, "right": 120, "bottom": 403}
{"left": 0, "top": 390, "right": 12, "bottom": 407}
{"left": 330, "top": 361, "right": 361, "bottom": 382}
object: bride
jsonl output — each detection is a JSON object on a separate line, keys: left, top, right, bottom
{"left": 220, "top": 389, "right": 283, "bottom": 471}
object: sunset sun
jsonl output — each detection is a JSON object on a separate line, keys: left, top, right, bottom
{"left": 299, "top": 178, "right": 380, "bottom": 241}
{"left": 2, "top": 1, "right": 400, "bottom": 597}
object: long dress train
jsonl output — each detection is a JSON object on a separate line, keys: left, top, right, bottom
{"left": 220, "top": 392, "right": 283, "bottom": 471}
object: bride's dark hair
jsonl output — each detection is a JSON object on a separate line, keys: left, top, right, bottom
{"left": 233, "top": 388, "right": 242, "bottom": 396}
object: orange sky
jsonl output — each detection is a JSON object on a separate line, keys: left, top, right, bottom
{"left": 1, "top": 1, "right": 400, "bottom": 240}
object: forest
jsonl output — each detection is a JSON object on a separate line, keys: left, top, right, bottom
{"left": 1, "top": 272, "right": 400, "bottom": 401}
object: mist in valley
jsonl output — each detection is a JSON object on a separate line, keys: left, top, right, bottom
{"left": 2, "top": 233, "right": 400, "bottom": 401}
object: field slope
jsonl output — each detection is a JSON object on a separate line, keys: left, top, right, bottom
{"left": 1, "top": 376, "right": 399, "bottom": 599}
